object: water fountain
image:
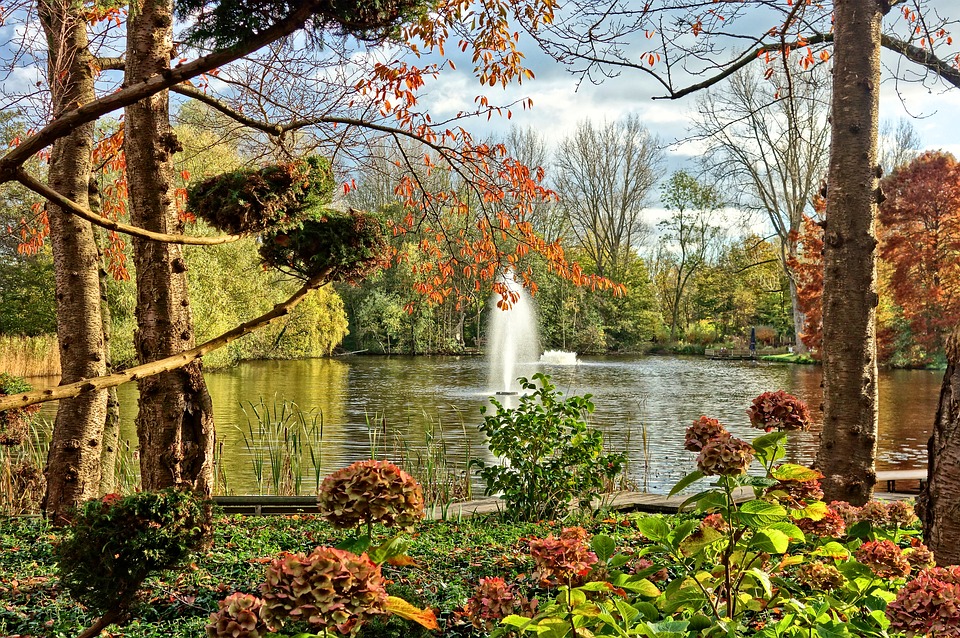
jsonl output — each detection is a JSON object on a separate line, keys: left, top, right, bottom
{"left": 540, "top": 350, "right": 579, "bottom": 365}
{"left": 487, "top": 272, "right": 540, "bottom": 394}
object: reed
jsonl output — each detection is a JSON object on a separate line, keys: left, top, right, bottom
{"left": 238, "top": 397, "right": 323, "bottom": 496}
{"left": 381, "top": 409, "right": 473, "bottom": 511}
{"left": 0, "top": 334, "right": 60, "bottom": 378}
{"left": 0, "top": 417, "right": 50, "bottom": 516}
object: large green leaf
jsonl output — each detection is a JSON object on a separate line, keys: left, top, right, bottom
{"left": 766, "top": 521, "right": 806, "bottom": 542}
{"left": 791, "top": 500, "right": 828, "bottom": 521}
{"left": 636, "top": 516, "right": 670, "bottom": 543}
{"left": 591, "top": 534, "right": 617, "bottom": 562}
{"left": 771, "top": 464, "right": 823, "bottom": 482}
{"left": 669, "top": 470, "right": 705, "bottom": 496}
{"left": 752, "top": 528, "right": 790, "bottom": 554}
{"left": 679, "top": 524, "right": 724, "bottom": 556}
{"left": 738, "top": 499, "right": 787, "bottom": 528}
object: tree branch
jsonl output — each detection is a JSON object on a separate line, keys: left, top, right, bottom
{"left": 16, "top": 170, "right": 242, "bottom": 245}
{"left": 97, "top": 57, "right": 125, "bottom": 71}
{"left": 0, "top": 0, "right": 324, "bottom": 182}
{"left": 0, "top": 268, "right": 334, "bottom": 412}
{"left": 653, "top": 32, "right": 960, "bottom": 100}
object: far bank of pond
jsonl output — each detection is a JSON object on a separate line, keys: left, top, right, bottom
{"left": 34, "top": 355, "right": 942, "bottom": 495}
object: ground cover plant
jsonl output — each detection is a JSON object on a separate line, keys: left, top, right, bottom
{"left": 0, "top": 390, "right": 956, "bottom": 637}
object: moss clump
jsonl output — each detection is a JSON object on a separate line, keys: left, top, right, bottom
{"left": 175, "top": 0, "right": 428, "bottom": 49}
{"left": 259, "top": 209, "right": 387, "bottom": 283}
{"left": 187, "top": 156, "right": 334, "bottom": 236}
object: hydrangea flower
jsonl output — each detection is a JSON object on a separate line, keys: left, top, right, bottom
{"left": 529, "top": 527, "right": 598, "bottom": 585}
{"left": 319, "top": 459, "right": 425, "bottom": 531}
{"left": 696, "top": 434, "right": 754, "bottom": 476}
{"left": 684, "top": 416, "right": 728, "bottom": 452}
{"left": 746, "top": 390, "right": 810, "bottom": 432}
{"left": 856, "top": 539, "right": 911, "bottom": 579}
{"left": 887, "top": 566, "right": 960, "bottom": 637}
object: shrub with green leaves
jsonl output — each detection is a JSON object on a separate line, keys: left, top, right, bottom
{"left": 55, "top": 488, "right": 206, "bottom": 618}
{"left": 472, "top": 373, "right": 625, "bottom": 521}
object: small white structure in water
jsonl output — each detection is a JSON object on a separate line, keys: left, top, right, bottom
{"left": 540, "top": 350, "right": 578, "bottom": 365}
{"left": 487, "top": 271, "right": 540, "bottom": 394}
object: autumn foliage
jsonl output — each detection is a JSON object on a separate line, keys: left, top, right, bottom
{"left": 787, "top": 209, "right": 824, "bottom": 355}
{"left": 879, "top": 151, "right": 960, "bottom": 360}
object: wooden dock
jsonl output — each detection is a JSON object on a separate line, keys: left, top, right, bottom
{"left": 212, "top": 476, "right": 922, "bottom": 518}
{"left": 212, "top": 488, "right": 756, "bottom": 518}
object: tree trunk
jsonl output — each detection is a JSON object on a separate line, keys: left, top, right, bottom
{"left": 39, "top": 0, "right": 108, "bottom": 522}
{"left": 785, "top": 236, "right": 808, "bottom": 354}
{"left": 124, "top": 0, "right": 214, "bottom": 494}
{"left": 96, "top": 226, "right": 122, "bottom": 494}
{"left": 918, "top": 328, "right": 960, "bottom": 566}
{"left": 814, "top": 0, "right": 882, "bottom": 505}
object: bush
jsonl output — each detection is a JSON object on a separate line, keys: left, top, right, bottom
{"left": 55, "top": 488, "right": 207, "bottom": 617}
{"left": 472, "top": 373, "right": 625, "bottom": 521}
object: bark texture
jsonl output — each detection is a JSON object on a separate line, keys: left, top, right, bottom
{"left": 124, "top": 0, "right": 214, "bottom": 494}
{"left": 814, "top": 0, "right": 882, "bottom": 504}
{"left": 918, "top": 328, "right": 960, "bottom": 566}
{"left": 39, "top": 0, "right": 108, "bottom": 521}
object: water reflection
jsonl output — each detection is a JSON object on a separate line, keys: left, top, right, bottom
{"left": 35, "top": 355, "right": 940, "bottom": 494}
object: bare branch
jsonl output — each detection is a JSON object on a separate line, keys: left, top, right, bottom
{"left": 0, "top": 1, "right": 323, "bottom": 182}
{"left": 0, "top": 267, "right": 334, "bottom": 412}
{"left": 16, "top": 170, "right": 242, "bottom": 245}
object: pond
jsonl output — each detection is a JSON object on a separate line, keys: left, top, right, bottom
{"left": 35, "top": 355, "right": 942, "bottom": 495}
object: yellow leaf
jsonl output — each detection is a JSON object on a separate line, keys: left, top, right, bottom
{"left": 385, "top": 596, "right": 439, "bottom": 630}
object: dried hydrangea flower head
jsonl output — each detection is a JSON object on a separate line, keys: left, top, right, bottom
{"left": 684, "top": 416, "right": 728, "bottom": 452}
{"left": 206, "top": 593, "right": 271, "bottom": 638}
{"left": 796, "top": 507, "right": 846, "bottom": 539}
{"left": 856, "top": 539, "right": 912, "bottom": 579}
{"left": 904, "top": 538, "right": 936, "bottom": 570}
{"left": 529, "top": 527, "right": 598, "bottom": 585}
{"left": 462, "top": 577, "right": 535, "bottom": 631}
{"left": 696, "top": 433, "right": 754, "bottom": 476}
{"left": 260, "top": 546, "right": 387, "bottom": 635}
{"left": 795, "top": 561, "right": 846, "bottom": 591}
{"left": 746, "top": 390, "right": 810, "bottom": 432}
{"left": 887, "top": 565, "right": 960, "bottom": 637}
{"left": 319, "top": 459, "right": 425, "bottom": 532}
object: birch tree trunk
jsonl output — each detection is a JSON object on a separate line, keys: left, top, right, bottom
{"left": 38, "top": 0, "right": 108, "bottom": 522}
{"left": 815, "top": 0, "right": 882, "bottom": 504}
{"left": 124, "top": 0, "right": 214, "bottom": 494}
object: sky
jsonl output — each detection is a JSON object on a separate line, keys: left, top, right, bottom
{"left": 3, "top": 1, "right": 960, "bottom": 232}
{"left": 406, "top": 3, "right": 960, "bottom": 227}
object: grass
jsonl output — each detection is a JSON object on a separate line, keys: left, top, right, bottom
{"left": 0, "top": 334, "right": 60, "bottom": 378}
{"left": 0, "top": 512, "right": 645, "bottom": 638}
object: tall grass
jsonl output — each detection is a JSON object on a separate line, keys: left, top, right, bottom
{"left": 0, "top": 335, "right": 60, "bottom": 378}
{"left": 238, "top": 397, "right": 323, "bottom": 496}
{"left": 0, "top": 417, "right": 49, "bottom": 516}
{"left": 375, "top": 409, "right": 473, "bottom": 510}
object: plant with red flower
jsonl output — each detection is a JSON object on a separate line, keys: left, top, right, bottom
{"left": 887, "top": 565, "right": 960, "bottom": 637}
{"left": 856, "top": 539, "right": 911, "bottom": 579}
{"left": 461, "top": 577, "right": 535, "bottom": 631}
{"left": 206, "top": 593, "right": 271, "bottom": 638}
{"left": 684, "top": 416, "right": 728, "bottom": 452}
{"left": 318, "top": 459, "right": 424, "bottom": 534}
{"left": 696, "top": 433, "right": 754, "bottom": 476}
{"left": 529, "top": 527, "right": 598, "bottom": 585}
{"left": 746, "top": 390, "right": 810, "bottom": 432}
{"left": 796, "top": 507, "right": 846, "bottom": 539}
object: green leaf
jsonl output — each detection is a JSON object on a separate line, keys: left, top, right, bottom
{"left": 767, "top": 521, "right": 806, "bottom": 542}
{"left": 368, "top": 535, "right": 411, "bottom": 564}
{"left": 336, "top": 534, "right": 371, "bottom": 554}
{"left": 636, "top": 516, "right": 670, "bottom": 543}
{"left": 752, "top": 528, "right": 790, "bottom": 554}
{"left": 679, "top": 524, "right": 724, "bottom": 556}
{"left": 669, "top": 519, "right": 699, "bottom": 547}
{"left": 669, "top": 470, "right": 705, "bottom": 496}
{"left": 813, "top": 541, "right": 850, "bottom": 559}
{"left": 661, "top": 587, "right": 707, "bottom": 614}
{"left": 591, "top": 534, "right": 617, "bottom": 562}
{"left": 694, "top": 491, "right": 729, "bottom": 513}
{"left": 611, "top": 573, "right": 661, "bottom": 598}
{"left": 771, "top": 464, "right": 823, "bottom": 482}
{"left": 634, "top": 600, "right": 660, "bottom": 621}
{"left": 791, "top": 500, "right": 828, "bottom": 521}
{"left": 501, "top": 614, "right": 537, "bottom": 630}
{"left": 608, "top": 553, "right": 631, "bottom": 569}
{"left": 751, "top": 431, "right": 787, "bottom": 454}
{"left": 738, "top": 499, "right": 788, "bottom": 528}
{"left": 746, "top": 567, "right": 774, "bottom": 598}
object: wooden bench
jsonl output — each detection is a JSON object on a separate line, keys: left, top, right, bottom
{"left": 876, "top": 469, "right": 927, "bottom": 493}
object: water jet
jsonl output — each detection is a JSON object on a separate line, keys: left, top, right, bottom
{"left": 487, "top": 271, "right": 540, "bottom": 394}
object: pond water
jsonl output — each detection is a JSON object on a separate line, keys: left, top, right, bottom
{"left": 35, "top": 355, "right": 942, "bottom": 495}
